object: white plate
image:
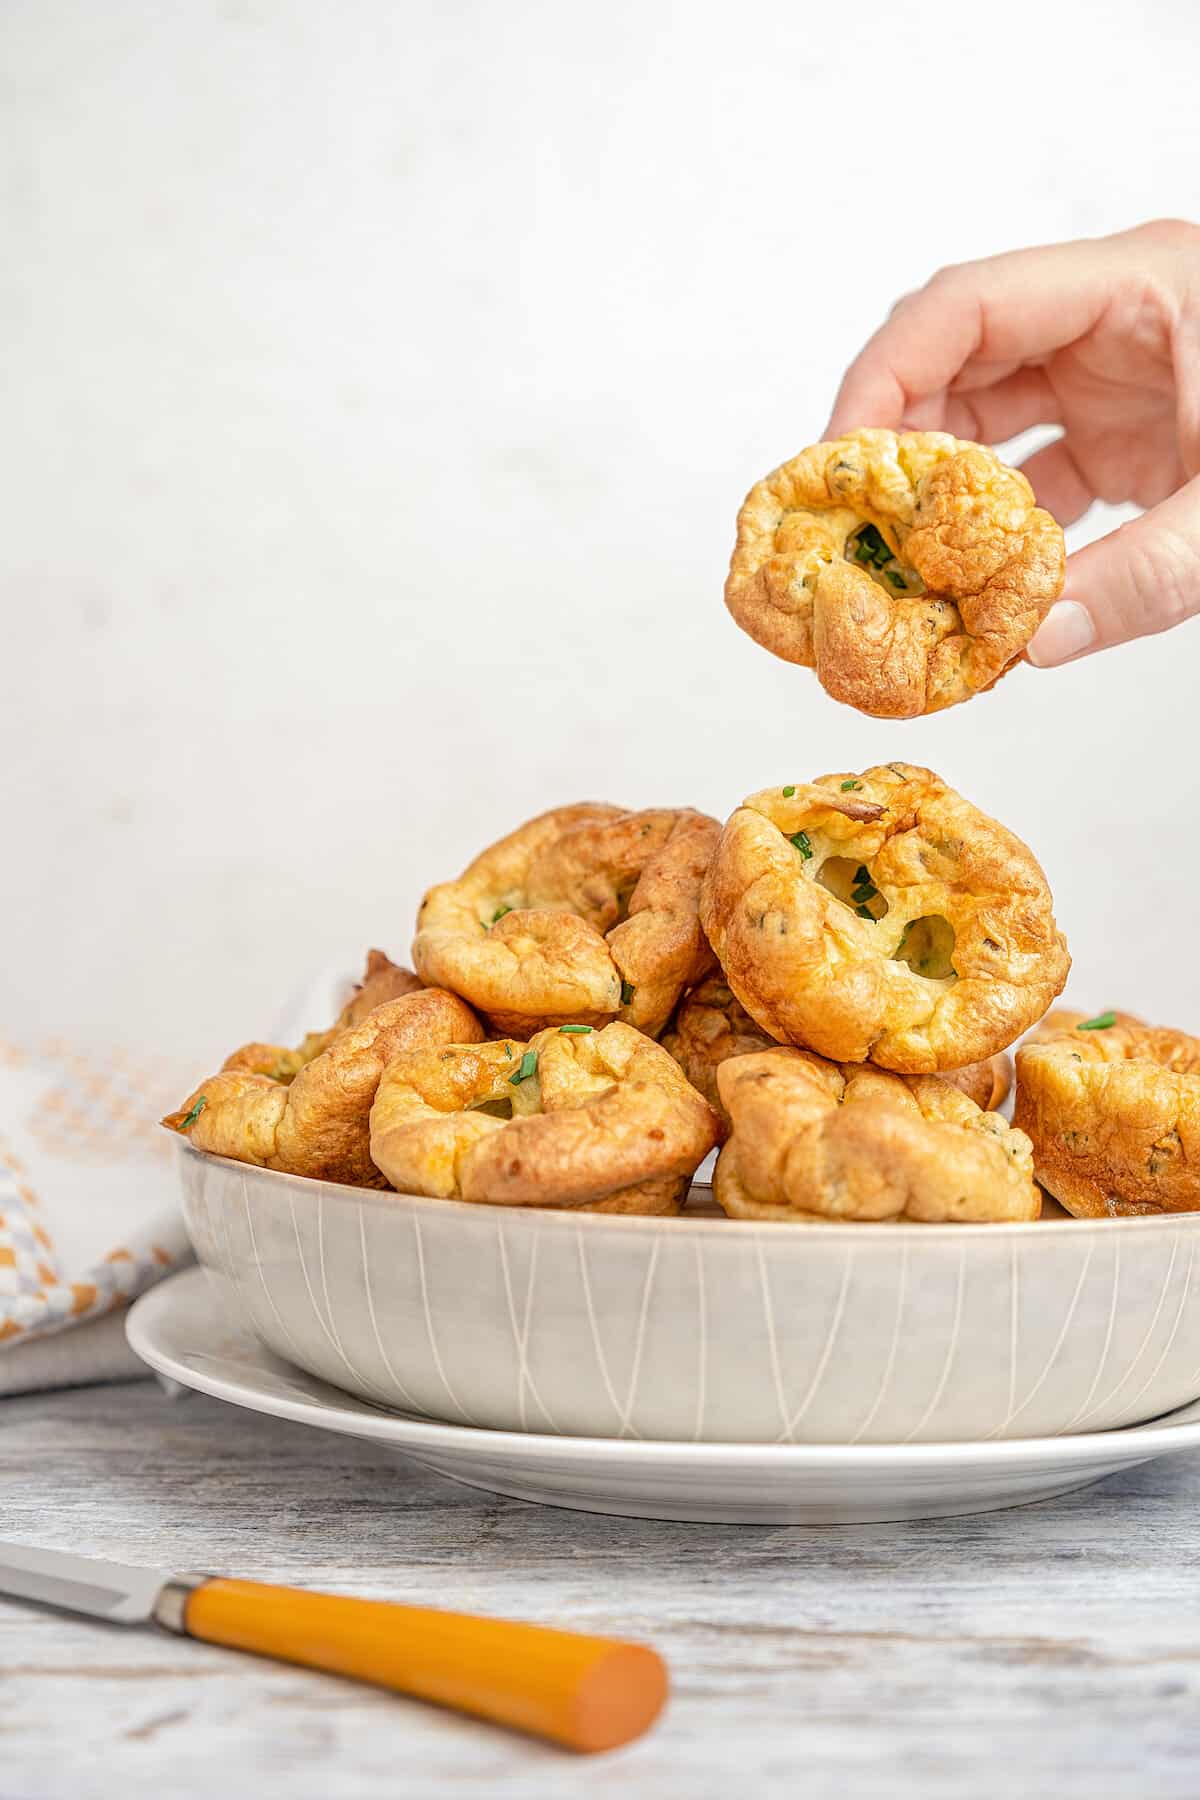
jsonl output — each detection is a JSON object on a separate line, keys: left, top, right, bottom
{"left": 127, "top": 1267, "right": 1200, "bottom": 1525}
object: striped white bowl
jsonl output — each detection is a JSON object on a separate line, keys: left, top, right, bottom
{"left": 177, "top": 1143, "right": 1200, "bottom": 1445}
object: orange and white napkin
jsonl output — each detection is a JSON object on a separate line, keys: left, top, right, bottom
{"left": 0, "top": 1035, "right": 191, "bottom": 1394}
{"left": 0, "top": 968, "right": 357, "bottom": 1395}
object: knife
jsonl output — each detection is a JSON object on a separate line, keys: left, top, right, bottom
{"left": 0, "top": 1540, "right": 667, "bottom": 1753}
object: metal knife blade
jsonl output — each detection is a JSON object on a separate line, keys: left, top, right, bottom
{"left": 0, "top": 1541, "right": 167, "bottom": 1624}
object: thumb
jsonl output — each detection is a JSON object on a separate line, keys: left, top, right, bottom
{"left": 1026, "top": 475, "right": 1200, "bottom": 667}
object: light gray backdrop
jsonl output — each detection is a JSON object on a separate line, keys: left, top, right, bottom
{"left": 4, "top": 0, "right": 1197, "bottom": 1070}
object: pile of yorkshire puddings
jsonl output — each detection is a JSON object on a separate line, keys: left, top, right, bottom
{"left": 166, "top": 431, "right": 1200, "bottom": 1224}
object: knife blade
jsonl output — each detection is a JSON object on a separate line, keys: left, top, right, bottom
{"left": 0, "top": 1541, "right": 169, "bottom": 1624}
{"left": 0, "top": 1540, "right": 667, "bottom": 1752}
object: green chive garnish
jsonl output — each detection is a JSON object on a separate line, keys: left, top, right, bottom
{"left": 851, "top": 523, "right": 893, "bottom": 570}
{"left": 855, "top": 905, "right": 875, "bottom": 920}
{"left": 851, "top": 884, "right": 877, "bottom": 904}
{"left": 1078, "top": 1011, "right": 1116, "bottom": 1032}
{"left": 854, "top": 866, "right": 870, "bottom": 885}
{"left": 789, "top": 831, "right": 813, "bottom": 860}
{"left": 559, "top": 1024, "right": 593, "bottom": 1034}
{"left": 782, "top": 785, "right": 795, "bottom": 798}
{"left": 620, "top": 980, "right": 636, "bottom": 1006}
{"left": 177, "top": 1096, "right": 207, "bottom": 1130}
{"left": 491, "top": 903, "right": 512, "bottom": 924}
{"left": 509, "top": 1050, "right": 538, "bottom": 1085}
{"left": 886, "top": 570, "right": 906, "bottom": 589}
{"left": 841, "top": 780, "right": 861, "bottom": 792}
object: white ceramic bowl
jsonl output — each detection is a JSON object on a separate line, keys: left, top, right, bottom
{"left": 177, "top": 1143, "right": 1200, "bottom": 1445}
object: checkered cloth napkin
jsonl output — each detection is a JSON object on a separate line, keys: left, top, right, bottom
{"left": 0, "top": 969, "right": 354, "bottom": 1395}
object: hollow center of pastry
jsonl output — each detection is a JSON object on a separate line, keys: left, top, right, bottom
{"left": 893, "top": 915, "right": 957, "bottom": 981}
{"left": 845, "top": 522, "right": 925, "bottom": 598}
{"left": 611, "top": 876, "right": 638, "bottom": 925}
{"left": 469, "top": 1096, "right": 516, "bottom": 1119}
{"left": 817, "top": 856, "right": 889, "bottom": 922}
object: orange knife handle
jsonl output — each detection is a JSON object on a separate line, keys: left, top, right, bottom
{"left": 174, "top": 1577, "right": 666, "bottom": 1753}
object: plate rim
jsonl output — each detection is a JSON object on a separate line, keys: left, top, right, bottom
{"left": 176, "top": 1139, "right": 1200, "bottom": 1243}
{"left": 127, "top": 1267, "right": 1200, "bottom": 1470}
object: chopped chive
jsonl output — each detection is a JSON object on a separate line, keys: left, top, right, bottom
{"left": 886, "top": 570, "right": 907, "bottom": 589}
{"left": 851, "top": 884, "right": 877, "bottom": 904}
{"left": 855, "top": 905, "right": 875, "bottom": 920}
{"left": 841, "top": 780, "right": 861, "bottom": 792}
{"left": 782, "top": 784, "right": 795, "bottom": 798}
{"left": 788, "top": 830, "right": 813, "bottom": 860}
{"left": 854, "top": 865, "right": 871, "bottom": 885}
{"left": 850, "top": 523, "right": 893, "bottom": 570}
{"left": 559, "top": 1024, "right": 594, "bottom": 1034}
{"left": 177, "top": 1096, "right": 207, "bottom": 1130}
{"left": 509, "top": 1050, "right": 538, "bottom": 1085}
{"left": 490, "top": 903, "right": 512, "bottom": 924}
{"left": 1078, "top": 1011, "right": 1116, "bottom": 1032}
{"left": 620, "top": 980, "right": 636, "bottom": 1006}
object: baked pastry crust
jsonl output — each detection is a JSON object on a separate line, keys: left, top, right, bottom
{"left": 661, "top": 977, "right": 778, "bottom": 1140}
{"left": 163, "top": 960, "right": 482, "bottom": 1188}
{"left": 941, "top": 1053, "right": 1012, "bottom": 1113}
{"left": 412, "top": 804, "right": 719, "bottom": 1038}
{"left": 1014, "top": 1009, "right": 1200, "bottom": 1217}
{"left": 663, "top": 975, "right": 1012, "bottom": 1137}
{"left": 714, "top": 1047, "right": 1039, "bottom": 1223}
{"left": 222, "top": 949, "right": 424, "bottom": 1081}
{"left": 369, "top": 1021, "right": 719, "bottom": 1213}
{"left": 725, "top": 429, "right": 1065, "bottom": 718}
{"left": 699, "top": 764, "right": 1070, "bottom": 1073}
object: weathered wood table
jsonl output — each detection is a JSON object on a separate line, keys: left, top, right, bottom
{"left": 4, "top": 1380, "right": 1200, "bottom": 1799}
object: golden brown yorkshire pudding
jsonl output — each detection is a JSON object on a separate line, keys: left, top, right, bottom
{"left": 940, "top": 1052, "right": 1012, "bottom": 1114}
{"left": 163, "top": 984, "right": 483, "bottom": 1188}
{"left": 699, "top": 764, "right": 1069, "bottom": 1073}
{"left": 412, "top": 804, "right": 720, "bottom": 1039}
{"left": 714, "top": 1047, "right": 1039, "bottom": 1223}
{"left": 661, "top": 977, "right": 778, "bottom": 1140}
{"left": 663, "top": 976, "right": 1012, "bottom": 1139}
{"left": 725, "top": 429, "right": 1065, "bottom": 718}
{"left": 221, "top": 949, "right": 424, "bottom": 1081}
{"left": 369, "top": 1021, "right": 719, "bottom": 1214}
{"left": 1014, "top": 1009, "right": 1200, "bottom": 1217}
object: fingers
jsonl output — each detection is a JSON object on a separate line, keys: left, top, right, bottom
{"left": 826, "top": 237, "right": 1120, "bottom": 436}
{"left": 1019, "top": 438, "right": 1095, "bottom": 524}
{"left": 1026, "top": 474, "right": 1200, "bottom": 666}
{"left": 902, "top": 367, "right": 1064, "bottom": 446}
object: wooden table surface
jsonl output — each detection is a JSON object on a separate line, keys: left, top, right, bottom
{"left": 4, "top": 1379, "right": 1200, "bottom": 1800}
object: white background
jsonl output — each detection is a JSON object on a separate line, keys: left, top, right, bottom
{"left": 3, "top": 0, "right": 1198, "bottom": 1072}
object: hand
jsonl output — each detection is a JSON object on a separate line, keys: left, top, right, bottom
{"left": 825, "top": 220, "right": 1200, "bottom": 666}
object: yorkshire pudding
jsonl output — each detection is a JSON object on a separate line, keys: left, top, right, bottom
{"left": 699, "top": 764, "right": 1069, "bottom": 1073}
{"left": 369, "top": 1021, "right": 719, "bottom": 1214}
{"left": 725, "top": 428, "right": 1065, "bottom": 718}
{"left": 221, "top": 949, "right": 424, "bottom": 1081}
{"left": 942, "top": 1053, "right": 1012, "bottom": 1113}
{"left": 714, "top": 1047, "right": 1039, "bottom": 1223}
{"left": 412, "top": 804, "right": 719, "bottom": 1038}
{"left": 664, "top": 975, "right": 1012, "bottom": 1138}
{"left": 163, "top": 963, "right": 482, "bottom": 1188}
{"left": 661, "top": 977, "right": 778, "bottom": 1139}
{"left": 1014, "top": 1009, "right": 1200, "bottom": 1217}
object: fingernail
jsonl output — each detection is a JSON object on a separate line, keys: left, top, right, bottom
{"left": 1026, "top": 600, "right": 1096, "bottom": 668}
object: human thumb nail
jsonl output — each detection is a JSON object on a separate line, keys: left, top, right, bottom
{"left": 1026, "top": 600, "right": 1096, "bottom": 668}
